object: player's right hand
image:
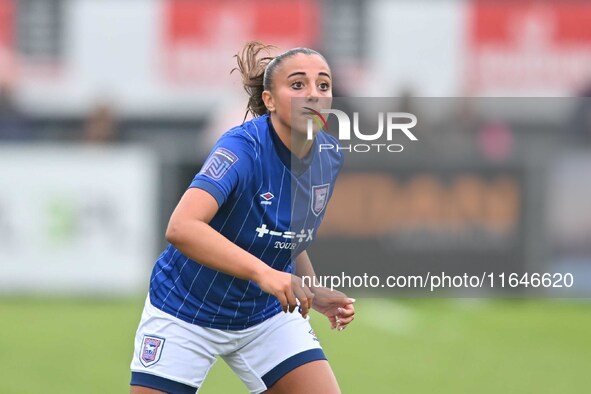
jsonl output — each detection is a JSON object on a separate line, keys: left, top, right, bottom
{"left": 254, "top": 267, "right": 314, "bottom": 318}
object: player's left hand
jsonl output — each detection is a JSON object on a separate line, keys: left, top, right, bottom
{"left": 310, "top": 287, "right": 355, "bottom": 331}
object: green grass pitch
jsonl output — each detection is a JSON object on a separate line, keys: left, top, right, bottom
{"left": 1, "top": 298, "right": 589, "bottom": 393}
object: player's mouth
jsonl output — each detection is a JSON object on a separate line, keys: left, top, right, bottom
{"left": 301, "top": 106, "right": 322, "bottom": 116}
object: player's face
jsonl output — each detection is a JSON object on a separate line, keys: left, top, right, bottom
{"left": 267, "top": 53, "right": 332, "bottom": 137}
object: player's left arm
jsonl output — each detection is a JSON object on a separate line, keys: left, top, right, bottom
{"left": 295, "top": 250, "right": 317, "bottom": 279}
{"left": 295, "top": 251, "right": 355, "bottom": 330}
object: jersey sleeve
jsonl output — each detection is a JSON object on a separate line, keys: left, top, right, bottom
{"left": 189, "top": 132, "right": 256, "bottom": 207}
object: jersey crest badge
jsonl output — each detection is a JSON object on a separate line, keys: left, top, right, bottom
{"left": 311, "top": 184, "right": 330, "bottom": 216}
{"left": 140, "top": 335, "right": 165, "bottom": 367}
{"left": 201, "top": 147, "right": 239, "bottom": 180}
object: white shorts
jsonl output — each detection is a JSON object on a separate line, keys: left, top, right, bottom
{"left": 130, "top": 296, "right": 325, "bottom": 394}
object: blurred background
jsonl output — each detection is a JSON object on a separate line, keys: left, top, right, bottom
{"left": 1, "top": 0, "right": 590, "bottom": 393}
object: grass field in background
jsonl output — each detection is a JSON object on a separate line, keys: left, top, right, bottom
{"left": 1, "top": 298, "right": 590, "bottom": 393}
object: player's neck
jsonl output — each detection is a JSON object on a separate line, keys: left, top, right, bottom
{"left": 270, "top": 116, "right": 313, "bottom": 159}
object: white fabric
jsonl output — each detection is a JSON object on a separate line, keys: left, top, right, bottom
{"left": 130, "top": 296, "right": 323, "bottom": 393}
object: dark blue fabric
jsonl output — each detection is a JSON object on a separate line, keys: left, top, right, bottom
{"left": 190, "top": 178, "right": 226, "bottom": 207}
{"left": 149, "top": 114, "right": 344, "bottom": 330}
{"left": 267, "top": 116, "right": 315, "bottom": 177}
{"left": 131, "top": 372, "right": 197, "bottom": 394}
{"left": 262, "top": 348, "right": 327, "bottom": 388}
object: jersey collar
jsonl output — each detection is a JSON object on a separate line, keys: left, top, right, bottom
{"left": 267, "top": 115, "right": 314, "bottom": 177}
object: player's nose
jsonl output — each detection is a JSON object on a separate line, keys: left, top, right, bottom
{"left": 305, "top": 84, "right": 319, "bottom": 102}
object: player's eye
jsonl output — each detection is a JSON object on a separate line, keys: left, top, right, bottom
{"left": 291, "top": 81, "right": 304, "bottom": 89}
{"left": 319, "top": 82, "right": 330, "bottom": 91}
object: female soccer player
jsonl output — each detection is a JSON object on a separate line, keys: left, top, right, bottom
{"left": 130, "top": 41, "right": 355, "bottom": 394}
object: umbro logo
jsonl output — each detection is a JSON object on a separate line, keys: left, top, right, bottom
{"left": 260, "top": 192, "right": 274, "bottom": 205}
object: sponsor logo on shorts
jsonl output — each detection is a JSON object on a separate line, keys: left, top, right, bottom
{"left": 309, "top": 328, "right": 319, "bottom": 342}
{"left": 140, "top": 335, "right": 165, "bottom": 367}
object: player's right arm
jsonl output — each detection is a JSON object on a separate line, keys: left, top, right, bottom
{"left": 165, "top": 131, "right": 311, "bottom": 314}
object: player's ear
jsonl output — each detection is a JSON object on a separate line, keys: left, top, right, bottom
{"left": 262, "top": 90, "right": 275, "bottom": 113}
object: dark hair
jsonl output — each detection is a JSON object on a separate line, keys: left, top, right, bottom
{"left": 232, "top": 41, "right": 326, "bottom": 120}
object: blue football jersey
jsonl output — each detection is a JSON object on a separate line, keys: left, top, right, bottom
{"left": 149, "top": 114, "right": 343, "bottom": 330}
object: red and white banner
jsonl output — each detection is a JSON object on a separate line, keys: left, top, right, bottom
{"left": 467, "top": 0, "right": 591, "bottom": 95}
{"left": 0, "top": 0, "right": 15, "bottom": 81}
{"left": 162, "top": 0, "right": 320, "bottom": 85}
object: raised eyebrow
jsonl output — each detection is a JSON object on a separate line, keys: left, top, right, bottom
{"left": 287, "top": 71, "right": 306, "bottom": 79}
{"left": 287, "top": 71, "right": 332, "bottom": 80}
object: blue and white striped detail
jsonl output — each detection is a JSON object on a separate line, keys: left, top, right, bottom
{"left": 148, "top": 114, "right": 343, "bottom": 330}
